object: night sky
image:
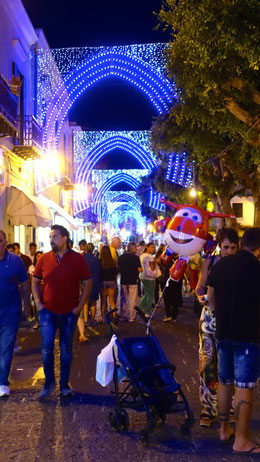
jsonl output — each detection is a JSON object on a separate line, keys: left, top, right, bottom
{"left": 22, "top": 0, "right": 167, "bottom": 48}
{"left": 22, "top": 0, "right": 169, "bottom": 170}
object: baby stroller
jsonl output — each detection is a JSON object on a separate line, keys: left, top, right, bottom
{"left": 105, "top": 307, "right": 194, "bottom": 444}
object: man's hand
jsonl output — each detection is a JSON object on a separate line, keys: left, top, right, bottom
{"left": 72, "top": 307, "right": 81, "bottom": 317}
{"left": 198, "top": 294, "right": 208, "bottom": 306}
{"left": 36, "top": 302, "right": 46, "bottom": 312}
{"left": 20, "top": 280, "right": 30, "bottom": 318}
{"left": 32, "top": 277, "right": 45, "bottom": 313}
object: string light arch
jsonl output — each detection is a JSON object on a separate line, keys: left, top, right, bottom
{"left": 76, "top": 134, "right": 156, "bottom": 187}
{"left": 92, "top": 173, "right": 141, "bottom": 218}
{"left": 42, "top": 50, "right": 175, "bottom": 152}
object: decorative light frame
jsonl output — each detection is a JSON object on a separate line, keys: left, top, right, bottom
{"left": 92, "top": 172, "right": 141, "bottom": 218}
{"left": 39, "top": 48, "right": 175, "bottom": 153}
{"left": 36, "top": 43, "right": 191, "bottom": 216}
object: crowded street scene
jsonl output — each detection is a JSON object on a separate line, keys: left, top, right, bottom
{"left": 0, "top": 0, "right": 260, "bottom": 461}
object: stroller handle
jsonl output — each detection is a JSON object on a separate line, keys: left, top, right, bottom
{"left": 105, "top": 308, "right": 118, "bottom": 326}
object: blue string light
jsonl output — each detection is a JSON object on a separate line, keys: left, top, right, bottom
{"left": 93, "top": 173, "right": 141, "bottom": 217}
{"left": 37, "top": 44, "right": 191, "bottom": 214}
{"left": 41, "top": 50, "right": 175, "bottom": 151}
{"left": 76, "top": 135, "right": 156, "bottom": 186}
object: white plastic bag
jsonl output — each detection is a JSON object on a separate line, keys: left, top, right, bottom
{"left": 96, "top": 335, "right": 117, "bottom": 387}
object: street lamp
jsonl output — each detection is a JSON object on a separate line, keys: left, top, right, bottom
{"left": 190, "top": 188, "right": 197, "bottom": 198}
{"left": 147, "top": 223, "right": 154, "bottom": 241}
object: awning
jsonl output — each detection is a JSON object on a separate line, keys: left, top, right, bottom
{"left": 38, "top": 195, "right": 79, "bottom": 231}
{"left": 6, "top": 186, "right": 53, "bottom": 228}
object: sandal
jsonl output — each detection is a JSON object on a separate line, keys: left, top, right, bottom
{"left": 199, "top": 413, "right": 214, "bottom": 427}
{"left": 232, "top": 446, "right": 260, "bottom": 456}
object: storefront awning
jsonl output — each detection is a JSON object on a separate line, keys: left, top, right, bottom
{"left": 6, "top": 186, "right": 53, "bottom": 228}
{"left": 37, "top": 195, "right": 79, "bottom": 231}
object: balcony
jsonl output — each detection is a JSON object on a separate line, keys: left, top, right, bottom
{"left": 0, "top": 74, "right": 18, "bottom": 137}
{"left": 13, "top": 115, "right": 42, "bottom": 160}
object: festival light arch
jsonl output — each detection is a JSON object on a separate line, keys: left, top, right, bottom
{"left": 37, "top": 44, "right": 191, "bottom": 219}
{"left": 42, "top": 49, "right": 175, "bottom": 152}
{"left": 76, "top": 134, "right": 156, "bottom": 186}
{"left": 102, "top": 192, "right": 142, "bottom": 221}
{"left": 93, "top": 173, "right": 141, "bottom": 218}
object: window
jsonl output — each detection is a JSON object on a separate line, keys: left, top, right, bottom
{"left": 232, "top": 203, "right": 243, "bottom": 218}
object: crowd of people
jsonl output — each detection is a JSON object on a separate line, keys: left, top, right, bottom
{"left": 0, "top": 224, "right": 259, "bottom": 455}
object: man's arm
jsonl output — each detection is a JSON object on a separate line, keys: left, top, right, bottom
{"left": 195, "top": 258, "right": 211, "bottom": 304}
{"left": 20, "top": 280, "right": 30, "bottom": 318}
{"left": 138, "top": 266, "right": 143, "bottom": 273}
{"left": 73, "top": 278, "right": 92, "bottom": 316}
{"left": 32, "top": 277, "right": 45, "bottom": 311}
{"left": 207, "top": 286, "right": 215, "bottom": 310}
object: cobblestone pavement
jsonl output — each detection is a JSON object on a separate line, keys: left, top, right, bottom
{"left": 1, "top": 295, "right": 259, "bottom": 462}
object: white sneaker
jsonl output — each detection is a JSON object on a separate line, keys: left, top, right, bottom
{"left": 0, "top": 385, "right": 10, "bottom": 397}
{"left": 163, "top": 317, "right": 172, "bottom": 322}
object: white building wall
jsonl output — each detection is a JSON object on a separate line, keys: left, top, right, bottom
{"left": 231, "top": 196, "right": 255, "bottom": 227}
{"left": 0, "top": 0, "right": 37, "bottom": 116}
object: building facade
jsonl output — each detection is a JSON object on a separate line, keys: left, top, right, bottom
{"left": 0, "top": 0, "right": 78, "bottom": 253}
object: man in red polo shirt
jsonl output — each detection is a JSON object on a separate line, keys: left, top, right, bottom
{"left": 32, "top": 225, "right": 92, "bottom": 399}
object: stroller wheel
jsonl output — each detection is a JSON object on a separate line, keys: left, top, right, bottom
{"left": 109, "top": 411, "right": 118, "bottom": 430}
{"left": 151, "top": 408, "right": 166, "bottom": 426}
{"left": 109, "top": 409, "right": 129, "bottom": 432}
{"left": 119, "top": 409, "right": 129, "bottom": 432}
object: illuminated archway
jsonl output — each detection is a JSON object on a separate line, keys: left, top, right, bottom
{"left": 103, "top": 192, "right": 144, "bottom": 236}
{"left": 93, "top": 173, "right": 141, "bottom": 218}
{"left": 106, "top": 192, "right": 141, "bottom": 217}
{"left": 76, "top": 135, "right": 156, "bottom": 186}
{"left": 43, "top": 50, "right": 174, "bottom": 152}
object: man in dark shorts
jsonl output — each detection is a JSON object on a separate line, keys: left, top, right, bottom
{"left": 32, "top": 225, "right": 92, "bottom": 398}
{"left": 207, "top": 227, "right": 260, "bottom": 455}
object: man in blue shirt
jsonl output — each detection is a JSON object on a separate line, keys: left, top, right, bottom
{"left": 0, "top": 230, "right": 30, "bottom": 397}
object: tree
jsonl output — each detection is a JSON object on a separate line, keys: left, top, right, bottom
{"left": 151, "top": 0, "right": 260, "bottom": 225}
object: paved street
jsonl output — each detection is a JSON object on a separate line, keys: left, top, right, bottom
{"left": 1, "top": 296, "right": 259, "bottom": 462}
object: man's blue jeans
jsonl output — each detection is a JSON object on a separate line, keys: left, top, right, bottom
{"left": 0, "top": 309, "right": 20, "bottom": 386}
{"left": 38, "top": 308, "right": 77, "bottom": 388}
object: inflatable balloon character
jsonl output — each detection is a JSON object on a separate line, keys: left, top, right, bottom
{"left": 154, "top": 200, "right": 236, "bottom": 282}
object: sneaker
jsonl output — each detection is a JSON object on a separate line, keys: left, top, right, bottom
{"left": 60, "top": 386, "right": 74, "bottom": 397}
{"left": 38, "top": 382, "right": 56, "bottom": 399}
{"left": 163, "top": 317, "right": 172, "bottom": 322}
{"left": 0, "top": 385, "right": 10, "bottom": 397}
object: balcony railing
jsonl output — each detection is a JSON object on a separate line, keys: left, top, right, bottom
{"left": 14, "top": 116, "right": 42, "bottom": 160}
{"left": 0, "top": 74, "right": 18, "bottom": 136}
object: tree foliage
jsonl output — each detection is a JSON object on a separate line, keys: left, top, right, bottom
{"left": 150, "top": 0, "right": 260, "bottom": 225}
